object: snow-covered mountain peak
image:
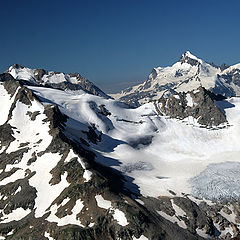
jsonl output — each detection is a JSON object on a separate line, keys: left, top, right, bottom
{"left": 111, "top": 53, "right": 240, "bottom": 107}
{"left": 178, "top": 51, "right": 203, "bottom": 65}
{"left": 6, "top": 64, "right": 110, "bottom": 98}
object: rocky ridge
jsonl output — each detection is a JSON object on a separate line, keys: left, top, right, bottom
{"left": 6, "top": 64, "right": 110, "bottom": 99}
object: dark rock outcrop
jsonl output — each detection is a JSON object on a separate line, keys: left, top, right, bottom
{"left": 156, "top": 86, "right": 227, "bottom": 127}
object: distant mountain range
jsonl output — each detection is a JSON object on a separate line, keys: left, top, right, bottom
{"left": 111, "top": 51, "right": 240, "bottom": 107}
{"left": 6, "top": 64, "right": 110, "bottom": 99}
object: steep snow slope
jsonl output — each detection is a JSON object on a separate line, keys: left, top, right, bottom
{"left": 111, "top": 51, "right": 240, "bottom": 106}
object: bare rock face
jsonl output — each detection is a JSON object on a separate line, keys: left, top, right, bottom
{"left": 156, "top": 86, "right": 227, "bottom": 127}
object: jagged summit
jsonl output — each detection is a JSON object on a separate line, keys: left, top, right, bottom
{"left": 178, "top": 51, "right": 203, "bottom": 66}
{"left": 111, "top": 52, "right": 240, "bottom": 107}
{"left": 6, "top": 64, "right": 110, "bottom": 99}
{"left": 10, "top": 63, "right": 24, "bottom": 69}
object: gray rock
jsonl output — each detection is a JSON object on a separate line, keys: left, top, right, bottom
{"left": 156, "top": 86, "right": 227, "bottom": 127}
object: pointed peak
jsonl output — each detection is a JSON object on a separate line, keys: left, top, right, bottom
{"left": 182, "top": 51, "right": 198, "bottom": 59}
{"left": 179, "top": 51, "right": 203, "bottom": 66}
{"left": 8, "top": 64, "right": 25, "bottom": 71}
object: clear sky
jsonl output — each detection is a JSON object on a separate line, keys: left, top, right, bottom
{"left": 1, "top": 0, "right": 240, "bottom": 93}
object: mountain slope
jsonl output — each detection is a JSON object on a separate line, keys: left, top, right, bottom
{"left": 1, "top": 70, "right": 240, "bottom": 239}
{"left": 111, "top": 51, "right": 240, "bottom": 107}
{"left": 0, "top": 74, "right": 207, "bottom": 240}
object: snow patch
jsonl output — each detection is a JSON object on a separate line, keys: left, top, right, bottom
{"left": 95, "top": 195, "right": 112, "bottom": 209}
{"left": 95, "top": 195, "right": 129, "bottom": 226}
{"left": 47, "top": 199, "right": 84, "bottom": 227}
{"left": 0, "top": 208, "right": 31, "bottom": 223}
{"left": 171, "top": 200, "right": 187, "bottom": 218}
{"left": 186, "top": 93, "right": 194, "bottom": 107}
{"left": 157, "top": 210, "right": 187, "bottom": 229}
{"left": 133, "top": 235, "right": 148, "bottom": 240}
{"left": 44, "top": 232, "right": 55, "bottom": 240}
{"left": 83, "top": 170, "right": 92, "bottom": 182}
{"left": 112, "top": 209, "right": 129, "bottom": 226}
{"left": 196, "top": 228, "right": 210, "bottom": 238}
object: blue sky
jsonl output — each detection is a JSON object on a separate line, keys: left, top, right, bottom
{"left": 1, "top": 0, "right": 240, "bottom": 93}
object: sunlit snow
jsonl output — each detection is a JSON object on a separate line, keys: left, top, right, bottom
{"left": 27, "top": 85, "right": 240, "bottom": 201}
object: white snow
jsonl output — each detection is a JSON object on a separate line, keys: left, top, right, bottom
{"left": 186, "top": 93, "right": 194, "bottom": 107}
{"left": 88, "top": 222, "right": 95, "bottom": 227}
{"left": 171, "top": 200, "right": 187, "bottom": 218}
{"left": 83, "top": 170, "right": 92, "bottom": 182}
{"left": 219, "top": 206, "right": 236, "bottom": 224}
{"left": 14, "top": 186, "right": 21, "bottom": 195}
{"left": 8, "top": 66, "right": 79, "bottom": 85}
{"left": 6, "top": 99, "right": 52, "bottom": 154}
{"left": 110, "top": 51, "right": 240, "bottom": 105}
{"left": 8, "top": 66, "right": 35, "bottom": 83}
{"left": 26, "top": 85, "right": 240, "bottom": 201}
{"left": 42, "top": 72, "right": 67, "bottom": 84}
{"left": 61, "top": 197, "right": 70, "bottom": 206}
{"left": 64, "top": 149, "right": 85, "bottom": 169}
{"left": 31, "top": 166, "right": 69, "bottom": 218}
{"left": 214, "top": 223, "right": 234, "bottom": 238}
{"left": 157, "top": 210, "right": 187, "bottom": 229}
{"left": 1, "top": 208, "right": 31, "bottom": 223}
{"left": 47, "top": 199, "right": 84, "bottom": 227}
{"left": 2, "top": 74, "right": 240, "bottom": 230}
{"left": 95, "top": 195, "right": 112, "bottom": 209}
{"left": 95, "top": 195, "right": 128, "bottom": 226}
{"left": 44, "top": 232, "right": 55, "bottom": 240}
{"left": 196, "top": 228, "right": 210, "bottom": 238}
{"left": 0, "top": 84, "right": 20, "bottom": 125}
{"left": 184, "top": 51, "right": 203, "bottom": 63}
{"left": 112, "top": 209, "right": 129, "bottom": 226}
{"left": 6, "top": 230, "right": 14, "bottom": 236}
{"left": 135, "top": 199, "right": 144, "bottom": 205}
{"left": 133, "top": 235, "right": 148, "bottom": 240}
{"left": 173, "top": 95, "right": 180, "bottom": 99}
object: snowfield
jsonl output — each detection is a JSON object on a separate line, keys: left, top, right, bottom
{"left": 28, "top": 85, "right": 240, "bottom": 201}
